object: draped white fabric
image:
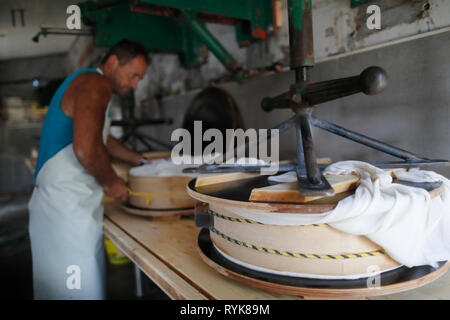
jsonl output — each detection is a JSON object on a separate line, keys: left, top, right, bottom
{"left": 226, "top": 161, "right": 450, "bottom": 268}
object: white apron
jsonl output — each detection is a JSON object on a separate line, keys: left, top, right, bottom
{"left": 29, "top": 87, "right": 111, "bottom": 300}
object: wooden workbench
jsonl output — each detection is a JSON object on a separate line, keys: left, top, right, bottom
{"left": 103, "top": 200, "right": 450, "bottom": 300}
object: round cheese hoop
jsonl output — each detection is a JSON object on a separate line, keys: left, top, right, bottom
{"left": 188, "top": 177, "right": 446, "bottom": 293}
{"left": 129, "top": 175, "right": 196, "bottom": 210}
{"left": 186, "top": 177, "right": 443, "bottom": 212}
{"left": 198, "top": 228, "right": 449, "bottom": 299}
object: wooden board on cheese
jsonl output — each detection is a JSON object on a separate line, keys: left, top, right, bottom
{"left": 195, "top": 172, "right": 260, "bottom": 189}
{"left": 249, "top": 167, "right": 409, "bottom": 204}
{"left": 249, "top": 174, "right": 360, "bottom": 204}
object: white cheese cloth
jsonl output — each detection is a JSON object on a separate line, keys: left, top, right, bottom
{"left": 129, "top": 158, "right": 200, "bottom": 178}
{"left": 226, "top": 161, "right": 450, "bottom": 268}
{"left": 129, "top": 157, "right": 268, "bottom": 177}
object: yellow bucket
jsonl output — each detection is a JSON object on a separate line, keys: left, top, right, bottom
{"left": 104, "top": 235, "right": 131, "bottom": 265}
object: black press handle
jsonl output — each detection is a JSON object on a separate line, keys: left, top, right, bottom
{"left": 261, "top": 66, "right": 388, "bottom": 112}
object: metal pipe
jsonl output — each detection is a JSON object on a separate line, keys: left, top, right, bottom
{"left": 298, "top": 112, "right": 321, "bottom": 184}
{"left": 134, "top": 265, "right": 143, "bottom": 298}
{"left": 295, "top": 122, "right": 307, "bottom": 177}
{"left": 182, "top": 160, "right": 449, "bottom": 174}
{"left": 183, "top": 9, "right": 239, "bottom": 73}
{"left": 287, "top": 0, "right": 314, "bottom": 69}
{"left": 310, "top": 117, "right": 424, "bottom": 161}
{"left": 295, "top": 66, "right": 311, "bottom": 82}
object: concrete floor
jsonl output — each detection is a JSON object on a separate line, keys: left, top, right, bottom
{"left": 106, "top": 257, "right": 170, "bottom": 300}
{"left": 0, "top": 210, "right": 170, "bottom": 300}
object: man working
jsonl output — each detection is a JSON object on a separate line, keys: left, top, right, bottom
{"left": 29, "top": 39, "right": 150, "bottom": 299}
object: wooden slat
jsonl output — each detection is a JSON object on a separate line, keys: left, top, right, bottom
{"left": 249, "top": 174, "right": 359, "bottom": 203}
{"left": 248, "top": 168, "right": 410, "bottom": 204}
{"left": 195, "top": 172, "right": 260, "bottom": 189}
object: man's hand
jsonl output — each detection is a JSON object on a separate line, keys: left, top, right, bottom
{"left": 103, "top": 177, "right": 128, "bottom": 202}
{"left": 106, "top": 136, "right": 155, "bottom": 167}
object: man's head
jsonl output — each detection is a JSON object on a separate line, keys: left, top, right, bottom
{"left": 100, "top": 39, "right": 150, "bottom": 96}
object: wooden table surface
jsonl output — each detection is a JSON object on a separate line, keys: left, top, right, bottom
{"left": 103, "top": 200, "right": 450, "bottom": 300}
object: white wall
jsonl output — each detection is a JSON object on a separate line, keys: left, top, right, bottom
{"left": 0, "top": 0, "right": 80, "bottom": 60}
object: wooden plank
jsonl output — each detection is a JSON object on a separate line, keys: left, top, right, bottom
{"left": 103, "top": 217, "right": 207, "bottom": 300}
{"left": 104, "top": 202, "right": 301, "bottom": 300}
{"left": 249, "top": 174, "right": 359, "bottom": 204}
{"left": 195, "top": 172, "right": 260, "bottom": 189}
{"left": 248, "top": 168, "right": 410, "bottom": 204}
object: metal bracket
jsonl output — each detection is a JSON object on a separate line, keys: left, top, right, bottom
{"left": 194, "top": 202, "right": 214, "bottom": 229}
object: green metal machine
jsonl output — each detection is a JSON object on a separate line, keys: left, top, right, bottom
{"left": 33, "top": 0, "right": 376, "bottom": 81}
{"left": 80, "top": 0, "right": 277, "bottom": 81}
{"left": 33, "top": 0, "right": 278, "bottom": 81}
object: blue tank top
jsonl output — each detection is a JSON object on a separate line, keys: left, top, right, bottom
{"left": 34, "top": 68, "right": 100, "bottom": 178}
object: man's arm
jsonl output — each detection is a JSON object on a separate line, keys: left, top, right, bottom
{"left": 72, "top": 74, "right": 128, "bottom": 202}
{"left": 106, "top": 135, "right": 144, "bottom": 166}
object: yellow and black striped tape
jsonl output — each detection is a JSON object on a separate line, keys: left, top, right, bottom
{"left": 210, "top": 227, "right": 386, "bottom": 260}
{"left": 207, "top": 209, "right": 327, "bottom": 227}
{"left": 207, "top": 209, "right": 263, "bottom": 225}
